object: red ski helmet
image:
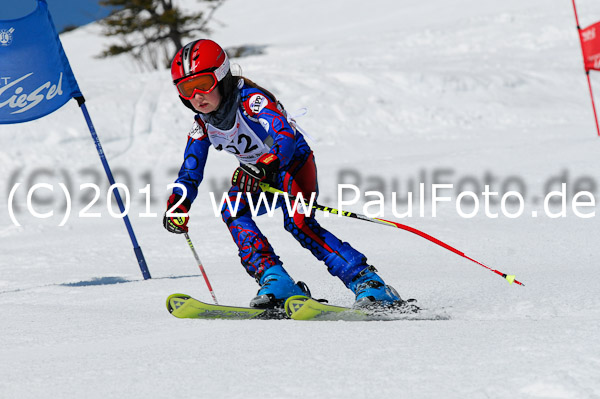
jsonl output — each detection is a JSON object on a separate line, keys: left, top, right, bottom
{"left": 171, "top": 39, "right": 230, "bottom": 95}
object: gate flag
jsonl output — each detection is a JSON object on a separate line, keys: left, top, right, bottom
{"left": 579, "top": 21, "right": 600, "bottom": 72}
{"left": 0, "top": 0, "right": 81, "bottom": 123}
{"left": 0, "top": 0, "right": 151, "bottom": 280}
{"left": 572, "top": 0, "right": 600, "bottom": 136}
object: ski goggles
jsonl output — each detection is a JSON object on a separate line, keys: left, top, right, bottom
{"left": 175, "top": 72, "right": 219, "bottom": 99}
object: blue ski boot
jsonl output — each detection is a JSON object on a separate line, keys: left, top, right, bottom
{"left": 349, "top": 266, "right": 418, "bottom": 312}
{"left": 249, "top": 265, "right": 310, "bottom": 309}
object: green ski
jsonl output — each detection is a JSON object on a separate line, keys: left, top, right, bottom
{"left": 167, "top": 294, "right": 440, "bottom": 321}
{"left": 284, "top": 295, "right": 369, "bottom": 320}
{"left": 167, "top": 293, "right": 286, "bottom": 320}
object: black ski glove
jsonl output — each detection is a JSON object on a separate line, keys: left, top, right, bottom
{"left": 231, "top": 153, "right": 280, "bottom": 193}
{"left": 163, "top": 193, "right": 191, "bottom": 234}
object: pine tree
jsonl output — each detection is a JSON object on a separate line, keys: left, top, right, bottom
{"left": 98, "top": 0, "right": 225, "bottom": 70}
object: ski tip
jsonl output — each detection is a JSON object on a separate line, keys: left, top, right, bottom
{"left": 505, "top": 275, "right": 516, "bottom": 284}
{"left": 166, "top": 293, "right": 190, "bottom": 313}
{"left": 283, "top": 295, "right": 311, "bottom": 318}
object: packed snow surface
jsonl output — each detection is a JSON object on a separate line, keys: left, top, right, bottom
{"left": 1, "top": 0, "right": 600, "bottom": 398}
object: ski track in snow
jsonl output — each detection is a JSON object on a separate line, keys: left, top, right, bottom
{"left": 2, "top": 0, "right": 600, "bottom": 398}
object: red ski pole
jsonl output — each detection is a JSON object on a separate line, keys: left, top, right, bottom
{"left": 184, "top": 233, "right": 219, "bottom": 304}
{"left": 260, "top": 183, "right": 524, "bottom": 286}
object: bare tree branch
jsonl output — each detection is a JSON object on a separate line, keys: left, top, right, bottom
{"left": 196, "top": 0, "right": 226, "bottom": 32}
{"left": 98, "top": 0, "right": 226, "bottom": 69}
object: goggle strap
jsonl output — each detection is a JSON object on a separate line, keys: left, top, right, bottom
{"left": 214, "top": 55, "right": 230, "bottom": 81}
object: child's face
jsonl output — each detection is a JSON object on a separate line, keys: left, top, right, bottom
{"left": 190, "top": 89, "right": 222, "bottom": 113}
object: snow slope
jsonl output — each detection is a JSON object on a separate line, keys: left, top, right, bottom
{"left": 1, "top": 0, "right": 600, "bottom": 398}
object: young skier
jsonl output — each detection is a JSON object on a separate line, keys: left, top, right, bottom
{"left": 163, "top": 39, "right": 410, "bottom": 310}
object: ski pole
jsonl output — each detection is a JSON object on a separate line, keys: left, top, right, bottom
{"left": 184, "top": 232, "right": 219, "bottom": 304}
{"left": 260, "top": 183, "right": 524, "bottom": 286}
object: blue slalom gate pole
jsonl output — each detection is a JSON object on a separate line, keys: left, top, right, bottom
{"left": 77, "top": 97, "right": 151, "bottom": 280}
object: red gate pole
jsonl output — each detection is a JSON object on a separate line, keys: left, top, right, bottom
{"left": 585, "top": 73, "right": 600, "bottom": 136}
{"left": 572, "top": 0, "right": 600, "bottom": 136}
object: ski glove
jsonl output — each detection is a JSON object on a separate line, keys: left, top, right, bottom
{"left": 163, "top": 193, "right": 191, "bottom": 234}
{"left": 231, "top": 153, "right": 280, "bottom": 193}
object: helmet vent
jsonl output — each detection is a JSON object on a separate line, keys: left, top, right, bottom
{"left": 181, "top": 41, "right": 196, "bottom": 76}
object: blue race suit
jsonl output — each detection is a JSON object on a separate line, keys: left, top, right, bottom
{"left": 172, "top": 80, "right": 369, "bottom": 286}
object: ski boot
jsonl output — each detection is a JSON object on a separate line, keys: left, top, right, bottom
{"left": 249, "top": 265, "right": 311, "bottom": 309}
{"left": 349, "top": 266, "right": 419, "bottom": 313}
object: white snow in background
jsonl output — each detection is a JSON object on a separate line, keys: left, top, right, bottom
{"left": 1, "top": 0, "right": 600, "bottom": 398}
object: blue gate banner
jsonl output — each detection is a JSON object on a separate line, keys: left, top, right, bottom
{"left": 0, "top": 0, "right": 82, "bottom": 124}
